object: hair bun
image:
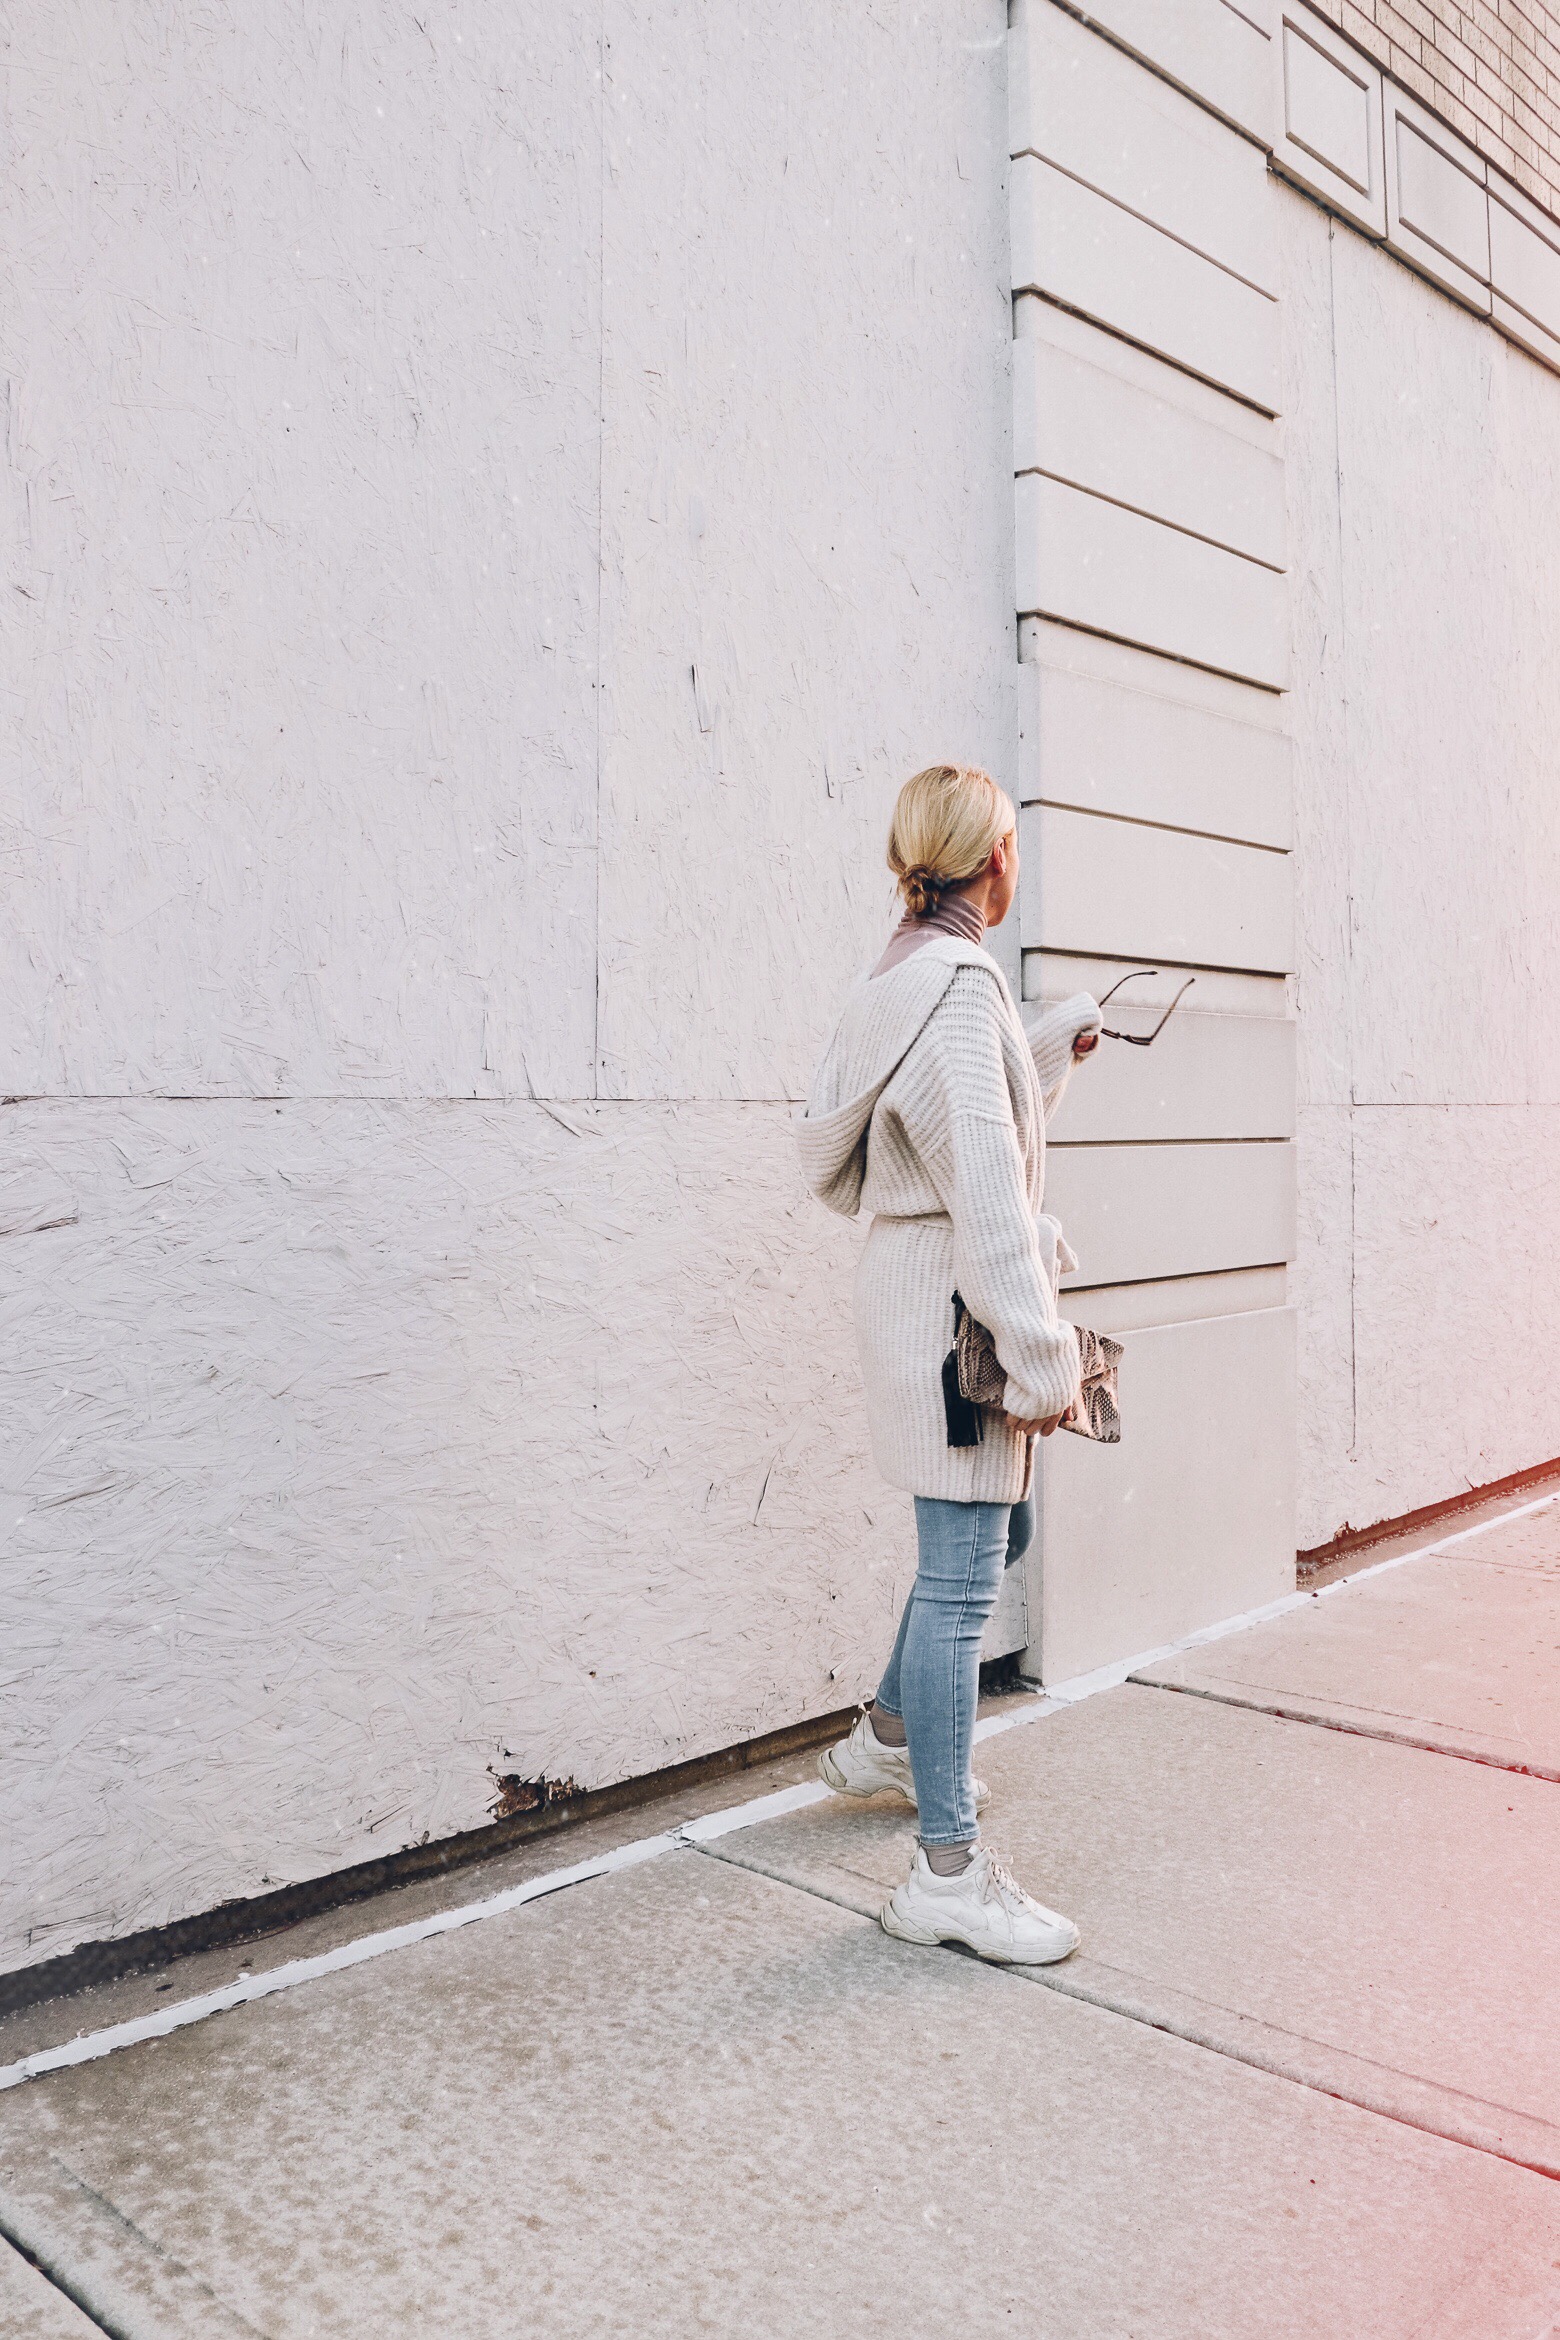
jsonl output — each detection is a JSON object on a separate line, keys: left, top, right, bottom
{"left": 902, "top": 864, "right": 944, "bottom": 918}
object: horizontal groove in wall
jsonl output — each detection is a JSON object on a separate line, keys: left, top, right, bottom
{"left": 1010, "top": 151, "right": 1280, "bottom": 305}
{"left": 1041, "top": 0, "right": 1275, "bottom": 151}
{"left": 1013, "top": 291, "right": 1282, "bottom": 420}
{"left": 1017, "top": 609, "right": 1286, "bottom": 697}
{"left": 1019, "top": 603, "right": 1291, "bottom": 692}
{"left": 1029, "top": 943, "right": 1290, "bottom": 978}
{"left": 1058, "top": 1263, "right": 1287, "bottom": 1333}
{"left": 1014, "top": 465, "right": 1288, "bottom": 575}
{"left": 0, "top": 1095, "right": 816, "bottom": 1111}
{"left": 1028, "top": 796, "right": 1291, "bottom": 853}
{"left": 1027, "top": 968, "right": 1289, "bottom": 1031}
{"left": 1048, "top": 1135, "right": 1292, "bottom": 1148}
{"left": 1067, "top": 1263, "right": 1288, "bottom": 1289}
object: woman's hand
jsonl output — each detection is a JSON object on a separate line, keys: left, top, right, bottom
{"left": 1002, "top": 1406, "right": 1073, "bottom": 1438}
{"left": 1072, "top": 1030, "right": 1100, "bottom": 1059}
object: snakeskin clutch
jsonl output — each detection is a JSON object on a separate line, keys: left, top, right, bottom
{"left": 946, "top": 1293, "right": 1122, "bottom": 1446}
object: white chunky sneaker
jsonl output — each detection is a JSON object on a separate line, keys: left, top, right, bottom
{"left": 880, "top": 1844, "right": 1079, "bottom": 1965}
{"left": 816, "top": 1712, "right": 989, "bottom": 1812}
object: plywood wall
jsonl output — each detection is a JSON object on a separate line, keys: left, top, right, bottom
{"left": 1, "top": 0, "right": 1020, "bottom": 1978}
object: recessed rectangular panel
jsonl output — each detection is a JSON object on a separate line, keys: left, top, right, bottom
{"left": 1053, "top": 0, "right": 1275, "bottom": 145}
{"left": 1045, "top": 1141, "right": 1297, "bottom": 1285}
{"left": 1011, "top": 0, "right": 1278, "bottom": 294}
{"left": 1026, "top": 948, "right": 1287, "bottom": 1023}
{"left": 1036, "top": 1305, "right": 1297, "bottom": 1681}
{"left": 1019, "top": 620, "right": 1292, "bottom": 847}
{"left": 1015, "top": 474, "right": 1289, "bottom": 688}
{"left": 1040, "top": 1009, "right": 1296, "bottom": 1141}
{"left": 1010, "top": 156, "right": 1281, "bottom": 411}
{"left": 1023, "top": 802, "right": 1294, "bottom": 971}
{"left": 1059, "top": 1263, "right": 1289, "bottom": 1332}
{"left": 1384, "top": 83, "right": 1490, "bottom": 314}
{"left": 1490, "top": 177, "right": 1560, "bottom": 373}
{"left": 1273, "top": 9, "right": 1384, "bottom": 236}
{"left": 1014, "top": 315, "right": 1286, "bottom": 568}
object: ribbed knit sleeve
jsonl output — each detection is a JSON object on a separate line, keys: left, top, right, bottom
{"left": 905, "top": 969, "right": 1081, "bottom": 1425}
{"left": 1025, "top": 992, "right": 1102, "bottom": 1122}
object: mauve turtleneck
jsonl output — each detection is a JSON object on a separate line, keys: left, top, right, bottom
{"left": 871, "top": 888, "right": 986, "bottom": 977}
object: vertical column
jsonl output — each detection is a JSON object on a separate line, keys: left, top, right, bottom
{"left": 1008, "top": 0, "right": 1298, "bottom": 1680}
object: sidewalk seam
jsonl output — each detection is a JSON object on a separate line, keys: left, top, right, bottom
{"left": 1127, "top": 1676, "right": 1560, "bottom": 1783}
{"left": 6, "top": 1489, "right": 1552, "bottom": 2105}
{"left": 692, "top": 1842, "right": 1560, "bottom": 2188}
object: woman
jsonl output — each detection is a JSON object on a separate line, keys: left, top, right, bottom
{"left": 796, "top": 763, "right": 1100, "bottom": 1965}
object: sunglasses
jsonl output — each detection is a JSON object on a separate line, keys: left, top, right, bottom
{"left": 1096, "top": 969, "right": 1196, "bottom": 1046}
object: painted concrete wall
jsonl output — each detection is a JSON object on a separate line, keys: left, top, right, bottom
{"left": 1007, "top": 0, "right": 1299, "bottom": 1685}
{"left": 1283, "top": 178, "right": 1560, "bottom": 1548}
{"left": 2, "top": 1, "right": 1021, "bottom": 1977}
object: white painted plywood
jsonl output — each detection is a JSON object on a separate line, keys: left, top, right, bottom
{"left": 1041, "top": 0, "right": 1275, "bottom": 146}
{"left": 1273, "top": 7, "right": 1385, "bottom": 238}
{"left": 0, "top": 8, "right": 604, "bottom": 1102}
{"left": 1040, "top": 1009, "right": 1296, "bottom": 1141}
{"left": 1023, "top": 801, "right": 1293, "bottom": 971}
{"left": 1033, "top": 1304, "right": 1297, "bottom": 1680}
{"left": 594, "top": 2, "right": 1019, "bottom": 1100}
{"left": 1010, "top": 156, "right": 1281, "bottom": 411}
{"left": 1010, "top": 1, "right": 1278, "bottom": 295}
{"left": 1046, "top": 1140, "right": 1297, "bottom": 1286}
{"left": 1489, "top": 175, "right": 1560, "bottom": 373}
{"left": 1014, "top": 309, "right": 1286, "bottom": 567}
{"left": 1015, "top": 475, "right": 1288, "bottom": 686}
{"left": 0, "top": 1095, "right": 915, "bottom": 1979}
{"left": 1018, "top": 619, "right": 1292, "bottom": 846}
{"left": 1384, "top": 83, "right": 1491, "bottom": 315}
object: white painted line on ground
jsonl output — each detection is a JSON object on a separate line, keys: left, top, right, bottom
{"left": 972, "top": 1695, "right": 1064, "bottom": 1743}
{"left": 677, "top": 1780, "right": 833, "bottom": 1841}
{"left": 7, "top": 1487, "right": 1554, "bottom": 2097}
{"left": 0, "top": 1830, "right": 680, "bottom": 2097}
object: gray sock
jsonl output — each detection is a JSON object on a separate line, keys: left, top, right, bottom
{"left": 923, "top": 1841, "right": 977, "bottom": 1878}
{"left": 868, "top": 1705, "right": 908, "bottom": 1747}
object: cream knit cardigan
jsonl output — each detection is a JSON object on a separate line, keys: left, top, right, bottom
{"left": 796, "top": 938, "right": 1101, "bottom": 1503}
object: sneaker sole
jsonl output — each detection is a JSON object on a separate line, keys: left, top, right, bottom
{"left": 880, "top": 1901, "right": 1079, "bottom": 1966}
{"left": 814, "top": 1749, "right": 991, "bottom": 1813}
{"left": 815, "top": 1746, "right": 916, "bottom": 1802}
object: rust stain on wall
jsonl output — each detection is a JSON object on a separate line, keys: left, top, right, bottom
{"left": 487, "top": 1769, "right": 584, "bottom": 1821}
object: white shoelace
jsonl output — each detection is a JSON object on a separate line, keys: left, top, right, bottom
{"left": 976, "top": 1850, "right": 1028, "bottom": 1910}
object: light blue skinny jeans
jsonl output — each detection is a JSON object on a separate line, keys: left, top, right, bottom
{"left": 873, "top": 1495, "right": 1034, "bottom": 1844}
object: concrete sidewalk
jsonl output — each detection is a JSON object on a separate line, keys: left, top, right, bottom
{"left": 2, "top": 1503, "right": 1558, "bottom": 2338}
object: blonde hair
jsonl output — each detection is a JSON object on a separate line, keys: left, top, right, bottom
{"left": 887, "top": 764, "right": 1016, "bottom": 918}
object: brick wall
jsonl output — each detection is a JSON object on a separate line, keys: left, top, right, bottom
{"left": 1309, "top": 1, "right": 1560, "bottom": 214}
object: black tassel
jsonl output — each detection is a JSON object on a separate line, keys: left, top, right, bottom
{"left": 942, "top": 1348, "right": 983, "bottom": 1446}
{"left": 942, "top": 1291, "right": 983, "bottom": 1447}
